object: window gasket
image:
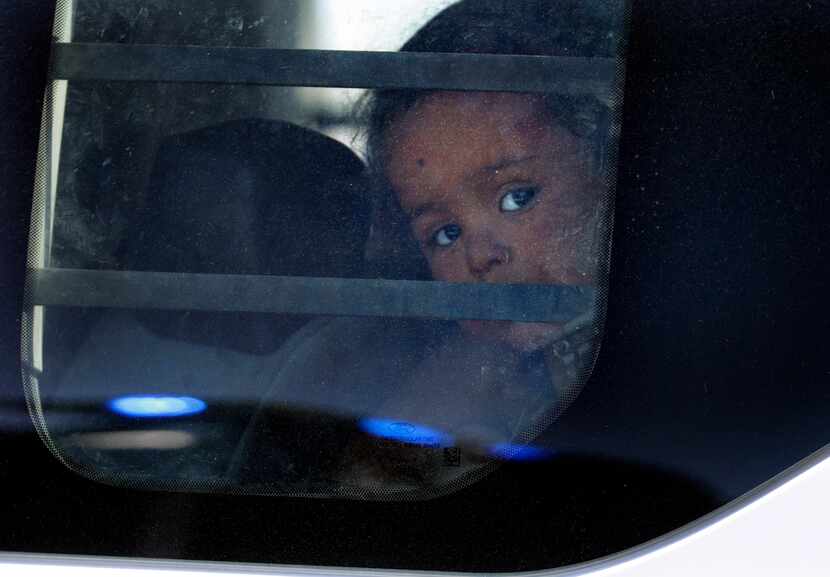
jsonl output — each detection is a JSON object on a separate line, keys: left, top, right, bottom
{"left": 27, "top": 268, "right": 596, "bottom": 322}
{"left": 50, "top": 42, "right": 617, "bottom": 94}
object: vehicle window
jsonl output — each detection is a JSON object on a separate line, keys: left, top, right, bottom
{"left": 2, "top": 0, "right": 828, "bottom": 573}
{"left": 24, "top": 0, "right": 622, "bottom": 498}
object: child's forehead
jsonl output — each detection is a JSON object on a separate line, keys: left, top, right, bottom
{"left": 385, "top": 92, "right": 583, "bottom": 193}
{"left": 394, "top": 92, "right": 547, "bottom": 142}
{"left": 387, "top": 94, "right": 544, "bottom": 174}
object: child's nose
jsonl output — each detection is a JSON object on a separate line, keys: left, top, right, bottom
{"left": 465, "top": 230, "right": 511, "bottom": 280}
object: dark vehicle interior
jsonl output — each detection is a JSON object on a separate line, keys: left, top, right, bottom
{"left": 1, "top": 0, "right": 828, "bottom": 572}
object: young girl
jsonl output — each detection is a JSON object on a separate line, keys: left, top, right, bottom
{"left": 360, "top": 0, "right": 621, "bottom": 454}
{"left": 237, "top": 0, "right": 623, "bottom": 493}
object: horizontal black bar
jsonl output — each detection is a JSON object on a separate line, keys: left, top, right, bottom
{"left": 27, "top": 268, "right": 595, "bottom": 323}
{"left": 50, "top": 43, "right": 616, "bottom": 94}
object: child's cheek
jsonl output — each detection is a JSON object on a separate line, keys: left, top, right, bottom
{"left": 535, "top": 204, "right": 600, "bottom": 285}
{"left": 427, "top": 251, "right": 465, "bottom": 283}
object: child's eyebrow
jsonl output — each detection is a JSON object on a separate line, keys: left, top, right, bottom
{"left": 479, "top": 154, "right": 538, "bottom": 175}
{"left": 408, "top": 155, "right": 539, "bottom": 221}
{"left": 409, "top": 201, "right": 444, "bottom": 221}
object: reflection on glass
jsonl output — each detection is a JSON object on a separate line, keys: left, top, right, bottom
{"left": 107, "top": 395, "right": 207, "bottom": 418}
{"left": 68, "top": 430, "right": 196, "bottom": 450}
{"left": 489, "top": 443, "right": 556, "bottom": 463}
{"left": 359, "top": 418, "right": 454, "bottom": 448}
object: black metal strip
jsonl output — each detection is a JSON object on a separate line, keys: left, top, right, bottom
{"left": 50, "top": 43, "right": 615, "bottom": 93}
{"left": 27, "top": 268, "right": 595, "bottom": 323}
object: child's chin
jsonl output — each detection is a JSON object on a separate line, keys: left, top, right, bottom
{"left": 460, "top": 320, "right": 564, "bottom": 353}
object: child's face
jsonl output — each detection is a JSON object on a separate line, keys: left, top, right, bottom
{"left": 386, "top": 92, "right": 601, "bottom": 351}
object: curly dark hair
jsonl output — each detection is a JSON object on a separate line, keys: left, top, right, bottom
{"left": 362, "top": 0, "right": 625, "bottom": 279}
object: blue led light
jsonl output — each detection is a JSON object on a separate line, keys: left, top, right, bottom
{"left": 359, "top": 418, "right": 454, "bottom": 447}
{"left": 488, "top": 443, "right": 555, "bottom": 462}
{"left": 107, "top": 395, "right": 207, "bottom": 418}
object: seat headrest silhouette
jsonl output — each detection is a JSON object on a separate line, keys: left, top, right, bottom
{"left": 124, "top": 118, "right": 370, "bottom": 354}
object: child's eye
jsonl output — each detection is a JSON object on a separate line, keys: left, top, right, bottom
{"left": 500, "top": 186, "right": 538, "bottom": 213}
{"left": 432, "top": 223, "right": 462, "bottom": 248}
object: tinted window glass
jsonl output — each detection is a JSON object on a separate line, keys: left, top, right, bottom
{"left": 26, "top": 0, "right": 623, "bottom": 497}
